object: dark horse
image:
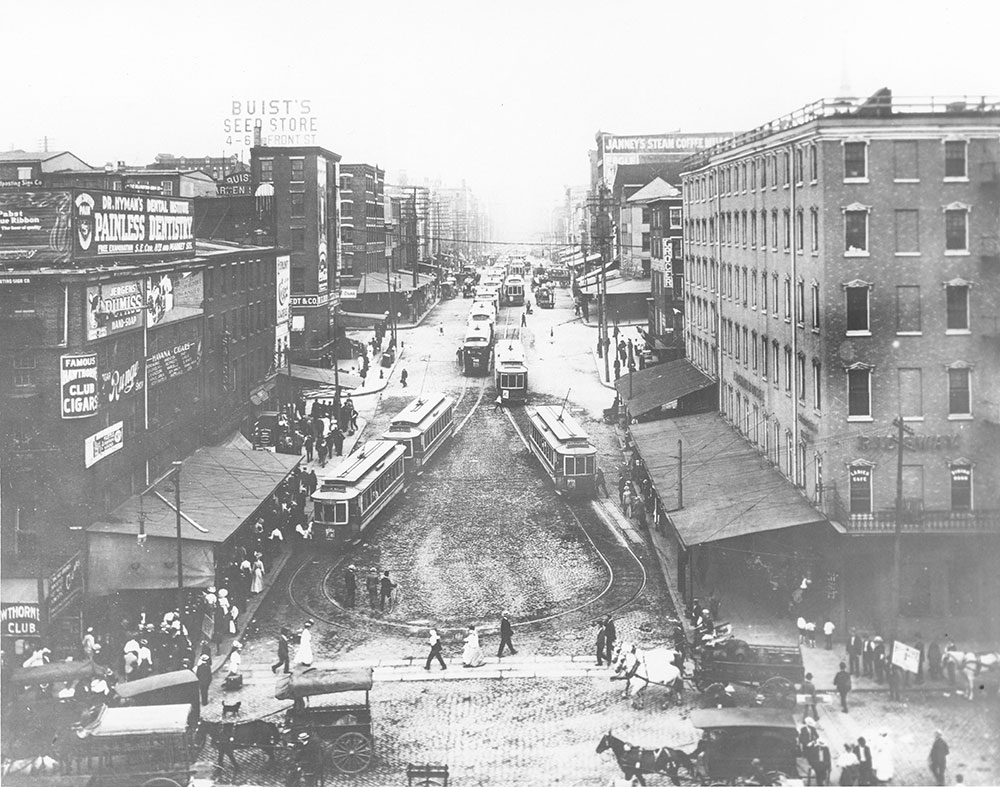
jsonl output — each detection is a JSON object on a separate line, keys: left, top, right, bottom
{"left": 196, "top": 718, "right": 282, "bottom": 766}
{"left": 596, "top": 731, "right": 695, "bottom": 786}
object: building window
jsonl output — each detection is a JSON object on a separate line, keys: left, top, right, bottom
{"left": 945, "top": 207, "right": 968, "bottom": 252}
{"left": 796, "top": 352, "right": 806, "bottom": 401}
{"left": 795, "top": 147, "right": 804, "bottom": 184}
{"left": 771, "top": 210, "right": 778, "bottom": 249}
{"left": 946, "top": 284, "right": 970, "bottom": 331}
{"left": 784, "top": 346, "right": 793, "bottom": 392}
{"left": 783, "top": 277, "right": 792, "bottom": 321}
{"left": 641, "top": 232, "right": 650, "bottom": 252}
{"left": 810, "top": 208, "right": 819, "bottom": 251}
{"left": 898, "top": 368, "right": 923, "bottom": 419}
{"left": 812, "top": 360, "right": 822, "bottom": 410}
{"left": 290, "top": 227, "right": 306, "bottom": 251}
{"left": 895, "top": 285, "right": 922, "bottom": 333}
{"left": 260, "top": 159, "right": 273, "bottom": 183}
{"left": 669, "top": 207, "right": 682, "bottom": 228}
{"left": 809, "top": 144, "right": 818, "bottom": 182}
{"left": 760, "top": 156, "right": 767, "bottom": 189}
{"left": 811, "top": 282, "right": 820, "bottom": 330}
{"left": 947, "top": 366, "right": 971, "bottom": 416}
{"left": 783, "top": 209, "right": 791, "bottom": 250}
{"left": 795, "top": 210, "right": 804, "bottom": 251}
{"left": 761, "top": 335, "right": 769, "bottom": 379}
{"left": 291, "top": 266, "right": 305, "bottom": 292}
{"left": 950, "top": 464, "right": 972, "bottom": 510}
{"left": 761, "top": 210, "right": 768, "bottom": 248}
{"left": 290, "top": 158, "right": 305, "bottom": 182}
{"left": 161, "top": 180, "right": 173, "bottom": 195}
{"left": 771, "top": 274, "right": 779, "bottom": 317}
{"left": 743, "top": 326, "right": 749, "bottom": 367}
{"left": 844, "top": 141, "right": 867, "bottom": 179}
{"left": 894, "top": 209, "right": 919, "bottom": 254}
{"left": 290, "top": 192, "right": 305, "bottom": 217}
{"left": 751, "top": 159, "right": 757, "bottom": 189}
{"left": 847, "top": 366, "right": 872, "bottom": 418}
{"left": 893, "top": 140, "right": 919, "bottom": 180}
{"left": 944, "top": 140, "right": 967, "bottom": 179}
{"left": 751, "top": 271, "right": 758, "bottom": 309}
{"left": 845, "top": 209, "right": 869, "bottom": 253}
{"left": 796, "top": 281, "right": 805, "bottom": 326}
{"left": 772, "top": 342, "right": 781, "bottom": 389}
{"left": 751, "top": 330, "right": 758, "bottom": 370}
{"left": 849, "top": 464, "right": 873, "bottom": 514}
{"left": 742, "top": 268, "right": 748, "bottom": 306}
{"left": 771, "top": 155, "right": 778, "bottom": 187}
{"left": 782, "top": 150, "right": 790, "bottom": 186}
{"left": 845, "top": 284, "right": 870, "bottom": 333}
{"left": 12, "top": 355, "right": 35, "bottom": 387}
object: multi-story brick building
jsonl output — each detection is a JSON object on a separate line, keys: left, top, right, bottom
{"left": 340, "top": 163, "right": 385, "bottom": 276}
{"left": 679, "top": 90, "right": 1000, "bottom": 634}
{"left": 251, "top": 146, "right": 340, "bottom": 365}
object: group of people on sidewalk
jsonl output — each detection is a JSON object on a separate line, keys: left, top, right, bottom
{"left": 423, "top": 613, "right": 517, "bottom": 670}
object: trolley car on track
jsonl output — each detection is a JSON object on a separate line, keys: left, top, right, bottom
{"left": 525, "top": 405, "right": 597, "bottom": 496}
{"left": 494, "top": 330, "right": 527, "bottom": 404}
{"left": 503, "top": 275, "right": 525, "bottom": 307}
{"left": 382, "top": 393, "right": 455, "bottom": 472}
{"left": 312, "top": 440, "right": 407, "bottom": 544}
{"left": 461, "top": 323, "right": 493, "bottom": 376}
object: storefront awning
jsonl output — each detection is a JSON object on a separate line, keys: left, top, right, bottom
{"left": 576, "top": 260, "right": 618, "bottom": 286}
{"left": 630, "top": 413, "right": 828, "bottom": 547}
{"left": 567, "top": 252, "right": 601, "bottom": 269}
{"left": 86, "top": 447, "right": 300, "bottom": 594}
{"left": 283, "top": 364, "right": 363, "bottom": 391}
{"left": 615, "top": 358, "right": 715, "bottom": 417}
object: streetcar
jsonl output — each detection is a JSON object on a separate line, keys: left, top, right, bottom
{"left": 382, "top": 392, "right": 455, "bottom": 472}
{"left": 536, "top": 285, "right": 555, "bottom": 309}
{"left": 475, "top": 285, "right": 500, "bottom": 312}
{"left": 525, "top": 405, "right": 598, "bottom": 496}
{"left": 462, "top": 322, "right": 493, "bottom": 376}
{"left": 503, "top": 275, "right": 526, "bottom": 307}
{"left": 312, "top": 439, "right": 407, "bottom": 543}
{"left": 494, "top": 330, "right": 528, "bottom": 404}
{"left": 469, "top": 300, "right": 496, "bottom": 329}
{"left": 506, "top": 259, "right": 526, "bottom": 278}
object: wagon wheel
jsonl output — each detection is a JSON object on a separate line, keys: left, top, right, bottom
{"left": 759, "top": 676, "right": 796, "bottom": 708}
{"left": 328, "top": 731, "right": 372, "bottom": 773}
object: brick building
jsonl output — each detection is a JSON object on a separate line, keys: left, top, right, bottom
{"left": 340, "top": 163, "right": 385, "bottom": 276}
{"left": 677, "top": 90, "right": 1000, "bottom": 635}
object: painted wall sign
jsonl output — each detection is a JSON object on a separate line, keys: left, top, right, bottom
{"left": 60, "top": 354, "right": 100, "bottom": 419}
{"left": 600, "top": 133, "right": 734, "bottom": 154}
{"left": 73, "top": 191, "right": 194, "bottom": 258}
{"left": 86, "top": 279, "right": 144, "bottom": 340}
{"left": 84, "top": 421, "right": 124, "bottom": 468}
{"left": 47, "top": 552, "right": 84, "bottom": 619}
{"left": 275, "top": 254, "right": 290, "bottom": 365}
{"left": 101, "top": 357, "right": 144, "bottom": 404}
{"left": 857, "top": 434, "right": 962, "bottom": 453}
{"left": 146, "top": 340, "right": 202, "bottom": 387}
{"left": 0, "top": 190, "right": 73, "bottom": 263}
{"left": 217, "top": 171, "right": 252, "bottom": 197}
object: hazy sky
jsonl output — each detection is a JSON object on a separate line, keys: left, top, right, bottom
{"left": 3, "top": 0, "right": 998, "bottom": 242}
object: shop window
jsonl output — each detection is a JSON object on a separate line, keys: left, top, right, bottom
{"left": 260, "top": 159, "right": 273, "bottom": 183}
{"left": 290, "top": 158, "right": 305, "bottom": 183}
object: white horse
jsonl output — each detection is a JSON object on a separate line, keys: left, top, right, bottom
{"left": 610, "top": 641, "right": 684, "bottom": 709}
{"left": 941, "top": 648, "right": 1000, "bottom": 700}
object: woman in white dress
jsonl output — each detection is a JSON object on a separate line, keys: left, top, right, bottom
{"left": 462, "top": 626, "right": 485, "bottom": 668}
{"left": 250, "top": 556, "right": 265, "bottom": 594}
{"left": 872, "top": 728, "right": 895, "bottom": 784}
{"left": 296, "top": 620, "right": 314, "bottom": 666}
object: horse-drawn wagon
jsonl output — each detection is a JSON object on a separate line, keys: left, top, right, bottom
{"left": 689, "top": 707, "right": 802, "bottom": 784}
{"left": 691, "top": 640, "right": 804, "bottom": 708}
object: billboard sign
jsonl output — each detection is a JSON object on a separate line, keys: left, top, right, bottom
{"left": 86, "top": 279, "right": 145, "bottom": 340}
{"left": 1, "top": 603, "right": 41, "bottom": 637}
{"left": 224, "top": 99, "right": 318, "bottom": 148}
{"left": 60, "top": 354, "right": 99, "bottom": 419}
{"left": 600, "top": 133, "right": 734, "bottom": 154}
{"left": 101, "top": 356, "right": 144, "bottom": 404}
{"left": 317, "top": 158, "right": 329, "bottom": 291}
{"left": 74, "top": 191, "right": 194, "bottom": 259}
{"left": 891, "top": 640, "right": 921, "bottom": 674}
{"left": 275, "top": 254, "right": 290, "bottom": 365}
{"left": 0, "top": 190, "right": 74, "bottom": 264}
{"left": 146, "top": 270, "right": 204, "bottom": 327}
{"left": 84, "top": 421, "right": 124, "bottom": 468}
{"left": 47, "top": 552, "right": 84, "bottom": 619}
{"left": 217, "top": 171, "right": 252, "bottom": 197}
{"left": 147, "top": 340, "right": 202, "bottom": 387}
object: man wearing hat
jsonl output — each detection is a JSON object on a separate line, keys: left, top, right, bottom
{"left": 811, "top": 737, "right": 832, "bottom": 786}
{"left": 801, "top": 672, "right": 818, "bottom": 721}
{"left": 272, "top": 627, "right": 291, "bottom": 674}
{"left": 497, "top": 611, "right": 516, "bottom": 658}
{"left": 196, "top": 652, "right": 212, "bottom": 705}
{"left": 928, "top": 730, "right": 949, "bottom": 786}
{"left": 344, "top": 565, "right": 357, "bottom": 608}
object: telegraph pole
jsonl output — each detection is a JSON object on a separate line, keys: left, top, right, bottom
{"left": 890, "top": 416, "right": 913, "bottom": 642}
{"left": 600, "top": 185, "right": 610, "bottom": 383}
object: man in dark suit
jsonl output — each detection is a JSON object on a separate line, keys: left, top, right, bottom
{"left": 855, "top": 736, "right": 873, "bottom": 785}
{"left": 271, "top": 627, "right": 290, "bottom": 674}
{"left": 595, "top": 621, "right": 607, "bottom": 666}
{"left": 196, "top": 653, "right": 212, "bottom": 705}
{"left": 848, "top": 630, "right": 864, "bottom": 676}
{"left": 810, "top": 738, "right": 832, "bottom": 786}
{"left": 604, "top": 616, "right": 617, "bottom": 665}
{"left": 497, "top": 612, "right": 516, "bottom": 657}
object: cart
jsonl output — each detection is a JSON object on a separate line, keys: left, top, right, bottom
{"left": 111, "top": 669, "right": 201, "bottom": 725}
{"left": 690, "top": 707, "right": 802, "bottom": 784}
{"left": 275, "top": 666, "right": 374, "bottom": 775}
{"left": 691, "top": 640, "right": 804, "bottom": 708}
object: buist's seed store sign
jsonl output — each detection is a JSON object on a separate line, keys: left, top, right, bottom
{"left": 74, "top": 191, "right": 194, "bottom": 258}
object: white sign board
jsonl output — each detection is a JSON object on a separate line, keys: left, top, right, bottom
{"left": 890, "top": 641, "right": 921, "bottom": 674}
{"left": 84, "top": 421, "right": 124, "bottom": 468}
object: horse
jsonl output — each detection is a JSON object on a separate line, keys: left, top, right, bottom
{"left": 596, "top": 730, "right": 695, "bottom": 786}
{"left": 941, "top": 649, "right": 1000, "bottom": 700}
{"left": 195, "top": 718, "right": 283, "bottom": 764}
{"left": 610, "top": 641, "right": 684, "bottom": 709}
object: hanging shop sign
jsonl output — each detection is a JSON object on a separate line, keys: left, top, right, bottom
{"left": 147, "top": 340, "right": 202, "bottom": 387}
{"left": 86, "top": 279, "right": 144, "bottom": 340}
{"left": 891, "top": 641, "right": 921, "bottom": 674}
{"left": 60, "top": 354, "right": 99, "bottom": 419}
{"left": 84, "top": 421, "right": 124, "bottom": 468}
{"left": 47, "top": 552, "right": 84, "bottom": 619}
{"left": 1, "top": 603, "right": 41, "bottom": 637}
{"left": 73, "top": 191, "right": 194, "bottom": 259}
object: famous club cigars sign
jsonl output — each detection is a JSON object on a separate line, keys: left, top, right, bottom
{"left": 60, "top": 354, "right": 99, "bottom": 419}
{"left": 74, "top": 191, "right": 194, "bottom": 258}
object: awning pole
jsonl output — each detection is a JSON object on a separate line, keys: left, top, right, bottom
{"left": 677, "top": 439, "right": 683, "bottom": 509}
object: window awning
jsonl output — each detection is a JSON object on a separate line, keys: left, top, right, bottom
{"left": 615, "top": 358, "right": 715, "bottom": 417}
{"left": 629, "top": 413, "right": 828, "bottom": 547}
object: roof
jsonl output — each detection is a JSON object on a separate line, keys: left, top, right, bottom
{"left": 388, "top": 393, "right": 453, "bottom": 428}
{"left": 529, "top": 406, "right": 591, "bottom": 444}
{"left": 576, "top": 261, "right": 618, "bottom": 287}
{"left": 629, "top": 413, "right": 828, "bottom": 546}
{"left": 577, "top": 273, "right": 651, "bottom": 296}
{"left": 324, "top": 440, "right": 402, "bottom": 485}
{"left": 12, "top": 660, "right": 112, "bottom": 686}
{"left": 0, "top": 150, "right": 95, "bottom": 172}
{"left": 357, "top": 271, "right": 436, "bottom": 294}
{"left": 112, "top": 669, "right": 198, "bottom": 699}
{"left": 274, "top": 666, "right": 374, "bottom": 699}
{"left": 615, "top": 358, "right": 715, "bottom": 416}
{"left": 627, "top": 177, "right": 681, "bottom": 204}
{"left": 88, "top": 704, "right": 191, "bottom": 736}
{"left": 690, "top": 708, "right": 798, "bottom": 730}
{"left": 283, "top": 364, "right": 363, "bottom": 391}
{"left": 568, "top": 252, "right": 602, "bottom": 269}
{"left": 87, "top": 446, "right": 300, "bottom": 543}
{"left": 612, "top": 163, "right": 687, "bottom": 195}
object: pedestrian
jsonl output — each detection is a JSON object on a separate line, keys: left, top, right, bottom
{"left": 863, "top": 635, "right": 875, "bottom": 677}
{"left": 915, "top": 632, "right": 926, "bottom": 684}
{"left": 833, "top": 661, "right": 852, "bottom": 712}
{"left": 824, "top": 620, "right": 835, "bottom": 650}
{"left": 798, "top": 717, "right": 818, "bottom": 754}
{"left": 622, "top": 484, "right": 632, "bottom": 518}
{"left": 196, "top": 652, "right": 212, "bottom": 705}
{"left": 594, "top": 466, "right": 609, "bottom": 498}
{"left": 928, "top": 731, "right": 949, "bottom": 786}
{"left": 855, "top": 737, "right": 873, "bottom": 786}
{"left": 316, "top": 437, "right": 328, "bottom": 466}
{"left": 873, "top": 637, "right": 886, "bottom": 683}
{"left": 295, "top": 620, "right": 314, "bottom": 666}
{"left": 227, "top": 641, "right": 243, "bottom": 676}
{"left": 846, "top": 629, "right": 863, "bottom": 675}
{"left": 366, "top": 568, "right": 379, "bottom": 607}
{"left": 595, "top": 621, "right": 607, "bottom": 666}
{"left": 349, "top": 406, "right": 358, "bottom": 432}
{"left": 401, "top": 368, "right": 408, "bottom": 388}
{"left": 304, "top": 433, "right": 314, "bottom": 462}
{"left": 271, "top": 627, "right": 291, "bottom": 674}
{"left": 617, "top": 473, "right": 627, "bottom": 503}
{"left": 837, "top": 743, "right": 859, "bottom": 786}
{"left": 887, "top": 664, "right": 902, "bottom": 701}
{"left": 331, "top": 426, "right": 345, "bottom": 456}
{"left": 812, "top": 738, "right": 832, "bottom": 786}
{"left": 708, "top": 591, "right": 721, "bottom": 622}
{"left": 520, "top": 311, "right": 526, "bottom": 327}
{"left": 497, "top": 611, "right": 516, "bottom": 657}
{"left": 801, "top": 672, "right": 818, "bottom": 721}
{"left": 493, "top": 394, "right": 503, "bottom": 412}
{"left": 871, "top": 729, "right": 894, "bottom": 786}
{"left": 344, "top": 565, "right": 357, "bottom": 608}
{"left": 462, "top": 626, "right": 486, "bottom": 667}
{"left": 613, "top": 358, "right": 621, "bottom": 380}
{"left": 797, "top": 615, "right": 808, "bottom": 646}
{"left": 603, "top": 616, "right": 617, "bottom": 664}
{"left": 268, "top": 524, "right": 284, "bottom": 555}
{"left": 805, "top": 620, "right": 817, "bottom": 648}
{"left": 927, "top": 637, "right": 942, "bottom": 681}
{"left": 215, "top": 723, "right": 239, "bottom": 776}
{"left": 423, "top": 629, "right": 447, "bottom": 671}
{"left": 379, "top": 571, "right": 396, "bottom": 611}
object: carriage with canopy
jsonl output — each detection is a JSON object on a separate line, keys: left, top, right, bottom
{"left": 690, "top": 639, "right": 804, "bottom": 709}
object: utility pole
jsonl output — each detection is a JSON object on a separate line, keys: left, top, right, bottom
{"left": 172, "top": 461, "right": 183, "bottom": 610}
{"left": 411, "top": 187, "right": 418, "bottom": 289}
{"left": 677, "top": 439, "right": 683, "bottom": 509}
{"left": 890, "top": 416, "right": 913, "bottom": 641}
{"left": 600, "top": 185, "right": 610, "bottom": 383}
